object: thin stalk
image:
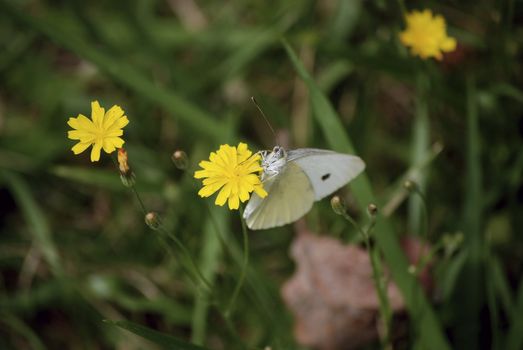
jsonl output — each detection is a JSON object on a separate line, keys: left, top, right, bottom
{"left": 159, "top": 227, "right": 213, "bottom": 291}
{"left": 130, "top": 185, "right": 147, "bottom": 216}
{"left": 408, "top": 185, "right": 430, "bottom": 270}
{"left": 225, "top": 208, "right": 249, "bottom": 318}
{"left": 111, "top": 155, "right": 212, "bottom": 291}
{"left": 408, "top": 72, "right": 430, "bottom": 235}
{"left": 341, "top": 211, "right": 392, "bottom": 349}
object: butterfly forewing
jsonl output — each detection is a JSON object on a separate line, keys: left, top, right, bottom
{"left": 244, "top": 162, "right": 315, "bottom": 230}
{"left": 287, "top": 149, "right": 365, "bottom": 200}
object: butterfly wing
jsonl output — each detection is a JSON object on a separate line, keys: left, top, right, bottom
{"left": 287, "top": 148, "right": 365, "bottom": 200}
{"left": 243, "top": 162, "right": 315, "bottom": 230}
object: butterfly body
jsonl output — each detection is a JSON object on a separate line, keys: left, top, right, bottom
{"left": 243, "top": 146, "right": 365, "bottom": 230}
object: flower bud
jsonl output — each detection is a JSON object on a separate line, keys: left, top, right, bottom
{"left": 367, "top": 203, "right": 378, "bottom": 216}
{"left": 145, "top": 212, "right": 161, "bottom": 230}
{"left": 171, "top": 150, "right": 188, "bottom": 170}
{"left": 403, "top": 180, "right": 418, "bottom": 192}
{"left": 331, "top": 195, "right": 345, "bottom": 215}
{"left": 118, "top": 148, "right": 130, "bottom": 174}
{"left": 118, "top": 148, "right": 135, "bottom": 187}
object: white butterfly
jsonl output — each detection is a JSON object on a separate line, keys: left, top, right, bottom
{"left": 243, "top": 146, "right": 365, "bottom": 230}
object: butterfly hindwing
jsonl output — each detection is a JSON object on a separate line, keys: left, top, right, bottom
{"left": 244, "top": 162, "right": 315, "bottom": 230}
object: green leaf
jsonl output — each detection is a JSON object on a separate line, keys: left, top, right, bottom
{"left": 105, "top": 319, "right": 210, "bottom": 350}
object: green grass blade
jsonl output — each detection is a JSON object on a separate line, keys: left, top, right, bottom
{"left": 51, "top": 166, "right": 123, "bottom": 191}
{"left": 507, "top": 280, "right": 523, "bottom": 350}
{"left": 2, "top": 170, "right": 63, "bottom": 277}
{"left": 105, "top": 319, "right": 210, "bottom": 350}
{"left": 490, "top": 256, "right": 514, "bottom": 320}
{"left": 408, "top": 73, "right": 430, "bottom": 234}
{"left": 454, "top": 75, "right": 483, "bottom": 349}
{"left": 282, "top": 39, "right": 451, "bottom": 350}
{"left": 0, "top": 1, "right": 229, "bottom": 142}
{"left": 1, "top": 312, "right": 47, "bottom": 350}
{"left": 191, "top": 207, "right": 227, "bottom": 345}
{"left": 486, "top": 251, "right": 501, "bottom": 350}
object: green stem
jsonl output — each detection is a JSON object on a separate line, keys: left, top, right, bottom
{"left": 408, "top": 72, "right": 430, "bottom": 235}
{"left": 225, "top": 208, "right": 249, "bottom": 318}
{"left": 408, "top": 186, "right": 430, "bottom": 269}
{"left": 159, "top": 227, "right": 213, "bottom": 292}
{"left": 341, "top": 211, "right": 392, "bottom": 348}
{"left": 111, "top": 154, "right": 212, "bottom": 292}
{"left": 130, "top": 185, "right": 147, "bottom": 216}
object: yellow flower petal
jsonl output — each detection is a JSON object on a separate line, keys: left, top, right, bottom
{"left": 90, "top": 143, "right": 102, "bottom": 162}
{"left": 198, "top": 185, "right": 216, "bottom": 197}
{"left": 67, "top": 117, "right": 80, "bottom": 129}
{"left": 102, "top": 139, "right": 116, "bottom": 153}
{"left": 71, "top": 141, "right": 91, "bottom": 155}
{"left": 254, "top": 185, "right": 268, "bottom": 198}
{"left": 91, "top": 101, "right": 104, "bottom": 128}
{"left": 194, "top": 142, "right": 267, "bottom": 210}
{"left": 105, "top": 115, "right": 129, "bottom": 133}
{"left": 228, "top": 193, "right": 240, "bottom": 210}
{"left": 102, "top": 105, "right": 124, "bottom": 129}
{"left": 441, "top": 37, "right": 457, "bottom": 52}
{"left": 238, "top": 186, "right": 250, "bottom": 202}
{"left": 399, "top": 9, "right": 456, "bottom": 60}
{"left": 215, "top": 183, "right": 232, "bottom": 206}
{"left": 104, "top": 129, "right": 124, "bottom": 138}
{"left": 108, "top": 137, "right": 125, "bottom": 149}
{"left": 67, "top": 101, "right": 129, "bottom": 162}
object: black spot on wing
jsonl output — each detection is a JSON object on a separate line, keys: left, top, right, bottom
{"left": 321, "top": 173, "right": 330, "bottom": 181}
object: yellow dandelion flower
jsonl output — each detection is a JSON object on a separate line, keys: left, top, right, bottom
{"left": 67, "top": 101, "right": 129, "bottom": 162}
{"left": 194, "top": 142, "right": 268, "bottom": 210}
{"left": 399, "top": 9, "right": 457, "bottom": 60}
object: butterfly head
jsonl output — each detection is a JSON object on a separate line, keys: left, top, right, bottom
{"left": 259, "top": 146, "right": 287, "bottom": 181}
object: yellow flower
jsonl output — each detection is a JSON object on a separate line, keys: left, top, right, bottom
{"left": 399, "top": 9, "right": 457, "bottom": 60}
{"left": 194, "top": 142, "right": 268, "bottom": 210}
{"left": 67, "top": 101, "right": 129, "bottom": 162}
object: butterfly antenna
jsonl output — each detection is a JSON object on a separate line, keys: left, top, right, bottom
{"left": 251, "top": 96, "right": 276, "bottom": 138}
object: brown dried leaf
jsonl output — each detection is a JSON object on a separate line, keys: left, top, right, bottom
{"left": 281, "top": 231, "right": 423, "bottom": 350}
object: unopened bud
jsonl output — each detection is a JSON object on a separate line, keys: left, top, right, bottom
{"left": 408, "top": 264, "right": 417, "bottom": 275}
{"left": 367, "top": 203, "right": 378, "bottom": 216}
{"left": 331, "top": 195, "right": 345, "bottom": 215}
{"left": 171, "top": 150, "right": 188, "bottom": 170}
{"left": 145, "top": 212, "right": 161, "bottom": 230}
{"left": 118, "top": 148, "right": 135, "bottom": 187}
{"left": 118, "top": 148, "right": 130, "bottom": 174}
{"left": 403, "top": 180, "right": 417, "bottom": 192}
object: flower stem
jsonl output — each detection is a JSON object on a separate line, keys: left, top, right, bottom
{"left": 159, "top": 226, "right": 213, "bottom": 291}
{"left": 110, "top": 154, "right": 212, "bottom": 292}
{"left": 225, "top": 208, "right": 249, "bottom": 318}
{"left": 341, "top": 211, "right": 393, "bottom": 349}
{"left": 130, "top": 185, "right": 147, "bottom": 216}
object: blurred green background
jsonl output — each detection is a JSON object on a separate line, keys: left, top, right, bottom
{"left": 1, "top": 0, "right": 523, "bottom": 349}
